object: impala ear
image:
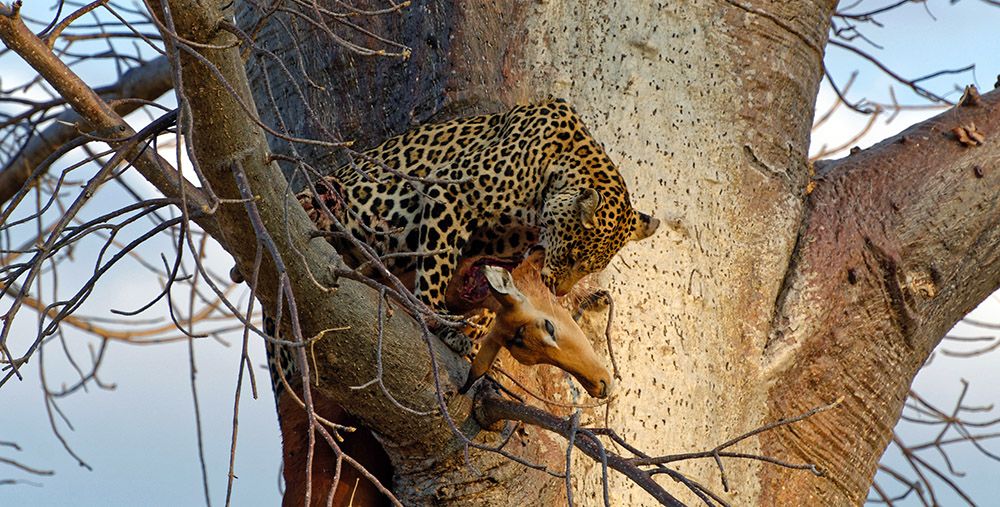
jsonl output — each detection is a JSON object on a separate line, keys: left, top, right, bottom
{"left": 576, "top": 188, "right": 601, "bottom": 229}
{"left": 483, "top": 266, "right": 525, "bottom": 308}
{"left": 459, "top": 340, "right": 501, "bottom": 395}
{"left": 631, "top": 211, "right": 660, "bottom": 241}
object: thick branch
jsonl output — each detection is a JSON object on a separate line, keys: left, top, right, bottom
{"left": 149, "top": 0, "right": 477, "bottom": 471}
{"left": 762, "top": 87, "right": 1000, "bottom": 504}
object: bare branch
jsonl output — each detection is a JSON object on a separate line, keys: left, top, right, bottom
{"left": 0, "top": 55, "right": 172, "bottom": 206}
{"left": 0, "top": 11, "right": 220, "bottom": 237}
{"left": 477, "top": 394, "right": 687, "bottom": 507}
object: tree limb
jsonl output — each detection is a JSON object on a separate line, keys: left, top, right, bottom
{"left": 144, "top": 0, "right": 480, "bottom": 475}
{"left": 762, "top": 86, "right": 1000, "bottom": 504}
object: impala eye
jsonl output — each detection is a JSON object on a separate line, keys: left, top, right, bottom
{"left": 544, "top": 319, "right": 555, "bottom": 338}
{"left": 510, "top": 327, "right": 525, "bottom": 347}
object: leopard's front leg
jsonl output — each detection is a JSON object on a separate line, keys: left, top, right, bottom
{"left": 414, "top": 245, "right": 475, "bottom": 354}
{"left": 461, "top": 308, "right": 496, "bottom": 344}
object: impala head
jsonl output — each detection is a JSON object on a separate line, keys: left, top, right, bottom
{"left": 460, "top": 262, "right": 613, "bottom": 399}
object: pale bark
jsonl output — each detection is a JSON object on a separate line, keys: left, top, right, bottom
{"left": 512, "top": 2, "right": 835, "bottom": 504}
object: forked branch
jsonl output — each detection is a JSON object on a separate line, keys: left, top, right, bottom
{"left": 477, "top": 392, "right": 838, "bottom": 506}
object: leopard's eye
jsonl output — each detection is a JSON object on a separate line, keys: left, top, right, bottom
{"left": 544, "top": 319, "right": 555, "bottom": 338}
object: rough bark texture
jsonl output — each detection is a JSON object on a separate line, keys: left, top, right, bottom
{"left": 222, "top": 0, "right": 1000, "bottom": 505}
{"left": 761, "top": 91, "right": 1000, "bottom": 504}
{"left": 513, "top": 2, "right": 834, "bottom": 504}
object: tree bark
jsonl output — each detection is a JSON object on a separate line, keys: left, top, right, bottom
{"left": 225, "top": 0, "right": 1000, "bottom": 504}
{"left": 511, "top": 2, "right": 835, "bottom": 504}
{"left": 760, "top": 90, "right": 1000, "bottom": 504}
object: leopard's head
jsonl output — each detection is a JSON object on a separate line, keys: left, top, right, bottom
{"left": 538, "top": 187, "right": 659, "bottom": 295}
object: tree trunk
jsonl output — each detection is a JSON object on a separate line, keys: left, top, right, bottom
{"left": 234, "top": 1, "right": 1000, "bottom": 505}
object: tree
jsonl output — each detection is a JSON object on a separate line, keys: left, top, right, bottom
{"left": 1, "top": 0, "right": 998, "bottom": 505}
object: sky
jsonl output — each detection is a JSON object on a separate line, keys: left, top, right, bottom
{"left": 1, "top": 1, "right": 999, "bottom": 506}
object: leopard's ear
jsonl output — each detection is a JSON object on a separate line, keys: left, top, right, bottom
{"left": 631, "top": 211, "right": 660, "bottom": 241}
{"left": 576, "top": 188, "right": 602, "bottom": 229}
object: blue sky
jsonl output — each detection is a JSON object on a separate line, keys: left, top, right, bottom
{"left": 1, "top": 1, "right": 999, "bottom": 506}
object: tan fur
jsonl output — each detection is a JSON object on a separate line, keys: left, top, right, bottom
{"left": 459, "top": 255, "right": 614, "bottom": 398}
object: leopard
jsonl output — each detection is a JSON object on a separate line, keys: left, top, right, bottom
{"left": 267, "top": 99, "right": 659, "bottom": 401}
{"left": 265, "top": 101, "right": 658, "bottom": 503}
{"left": 296, "top": 98, "right": 660, "bottom": 353}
